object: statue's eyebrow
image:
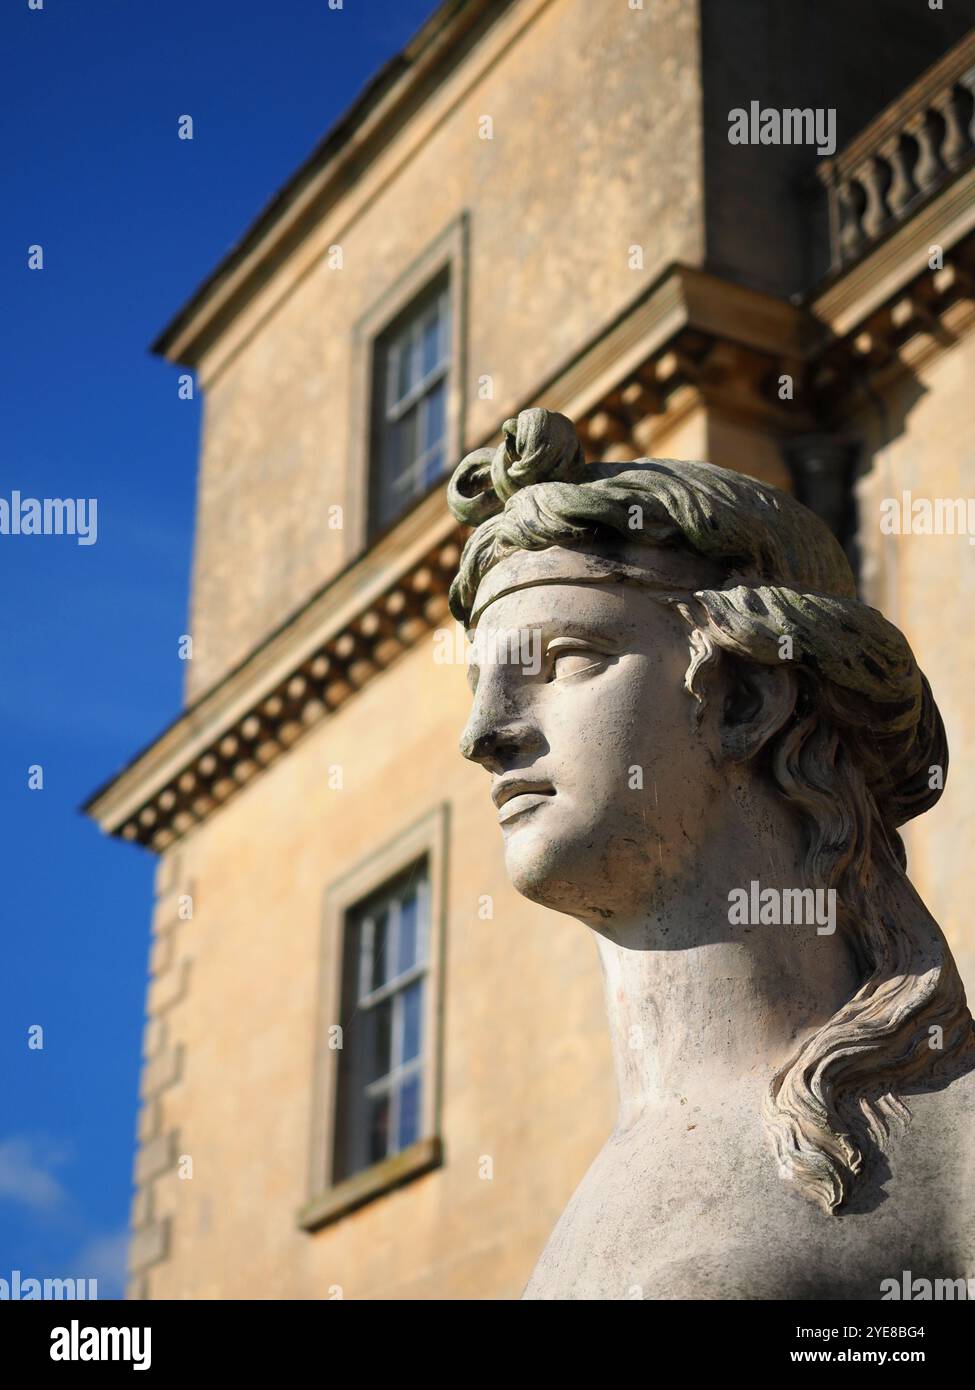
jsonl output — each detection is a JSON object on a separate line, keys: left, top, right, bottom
{"left": 544, "top": 633, "right": 624, "bottom": 655}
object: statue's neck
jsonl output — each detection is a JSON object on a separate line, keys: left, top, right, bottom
{"left": 592, "top": 867, "right": 860, "bottom": 1129}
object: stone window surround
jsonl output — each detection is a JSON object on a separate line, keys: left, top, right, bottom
{"left": 345, "top": 212, "right": 469, "bottom": 560}
{"left": 298, "top": 803, "right": 449, "bottom": 1231}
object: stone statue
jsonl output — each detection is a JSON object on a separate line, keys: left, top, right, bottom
{"left": 448, "top": 408, "right": 975, "bottom": 1300}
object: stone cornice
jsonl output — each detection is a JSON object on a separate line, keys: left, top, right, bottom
{"left": 539, "top": 264, "right": 811, "bottom": 427}
{"left": 86, "top": 251, "right": 975, "bottom": 851}
{"left": 808, "top": 229, "right": 975, "bottom": 418}
{"left": 85, "top": 493, "right": 463, "bottom": 849}
{"left": 87, "top": 266, "right": 806, "bottom": 852}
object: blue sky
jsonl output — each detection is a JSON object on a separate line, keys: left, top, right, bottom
{"left": 1, "top": 0, "right": 441, "bottom": 1298}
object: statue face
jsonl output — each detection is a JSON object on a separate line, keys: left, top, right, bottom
{"left": 460, "top": 555, "right": 725, "bottom": 927}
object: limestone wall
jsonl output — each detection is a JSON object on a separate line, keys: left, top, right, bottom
{"left": 132, "top": 635, "right": 614, "bottom": 1299}
{"left": 852, "top": 329, "right": 975, "bottom": 994}
{"left": 184, "top": 0, "right": 703, "bottom": 702}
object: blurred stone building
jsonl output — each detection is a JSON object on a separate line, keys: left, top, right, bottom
{"left": 86, "top": 0, "right": 975, "bottom": 1298}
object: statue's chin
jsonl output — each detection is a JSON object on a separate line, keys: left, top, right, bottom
{"left": 504, "top": 836, "right": 605, "bottom": 920}
{"left": 504, "top": 839, "right": 568, "bottom": 907}
{"left": 503, "top": 824, "right": 678, "bottom": 926}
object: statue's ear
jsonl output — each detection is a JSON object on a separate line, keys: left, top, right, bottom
{"left": 718, "top": 659, "right": 797, "bottom": 763}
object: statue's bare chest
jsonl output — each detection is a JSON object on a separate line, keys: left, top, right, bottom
{"left": 523, "top": 1086, "right": 975, "bottom": 1300}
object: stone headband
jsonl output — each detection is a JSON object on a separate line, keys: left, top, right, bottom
{"left": 468, "top": 542, "right": 727, "bottom": 628}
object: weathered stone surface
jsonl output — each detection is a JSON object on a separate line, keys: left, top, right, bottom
{"left": 452, "top": 409, "right": 975, "bottom": 1300}
{"left": 149, "top": 931, "right": 174, "bottom": 978}
{"left": 134, "top": 1132, "right": 176, "bottom": 1186}
{"left": 152, "top": 882, "right": 194, "bottom": 934}
{"left": 136, "top": 1098, "right": 161, "bottom": 1144}
{"left": 128, "top": 1219, "right": 170, "bottom": 1274}
{"left": 130, "top": 1186, "right": 153, "bottom": 1230}
{"left": 141, "top": 1015, "right": 167, "bottom": 1062}
{"left": 154, "top": 849, "right": 182, "bottom": 898}
{"left": 852, "top": 328, "right": 975, "bottom": 997}
{"left": 126, "top": 636, "right": 615, "bottom": 1300}
{"left": 86, "top": 2, "right": 975, "bottom": 1304}
{"left": 179, "top": 0, "right": 702, "bottom": 702}
{"left": 139, "top": 1045, "right": 182, "bottom": 1100}
{"left": 147, "top": 961, "right": 189, "bottom": 1016}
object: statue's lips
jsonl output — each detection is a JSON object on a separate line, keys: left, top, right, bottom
{"left": 493, "top": 780, "right": 556, "bottom": 823}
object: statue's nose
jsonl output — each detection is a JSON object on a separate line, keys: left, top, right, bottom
{"left": 459, "top": 723, "right": 502, "bottom": 768}
{"left": 460, "top": 711, "right": 541, "bottom": 774}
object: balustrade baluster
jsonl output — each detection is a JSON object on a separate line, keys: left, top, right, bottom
{"left": 933, "top": 87, "right": 971, "bottom": 168}
{"left": 857, "top": 155, "right": 891, "bottom": 238}
{"left": 880, "top": 135, "right": 916, "bottom": 215}
{"left": 955, "top": 66, "right": 975, "bottom": 148}
{"left": 905, "top": 109, "right": 945, "bottom": 191}
{"left": 819, "top": 39, "right": 975, "bottom": 271}
{"left": 837, "top": 179, "right": 866, "bottom": 262}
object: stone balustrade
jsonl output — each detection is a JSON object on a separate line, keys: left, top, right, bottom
{"left": 818, "top": 34, "right": 975, "bottom": 272}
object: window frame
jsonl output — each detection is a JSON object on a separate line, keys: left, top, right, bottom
{"left": 345, "top": 213, "right": 468, "bottom": 558}
{"left": 333, "top": 863, "right": 430, "bottom": 1182}
{"left": 370, "top": 276, "right": 452, "bottom": 535}
{"left": 299, "top": 804, "right": 449, "bottom": 1231}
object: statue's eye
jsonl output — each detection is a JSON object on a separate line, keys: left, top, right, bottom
{"left": 552, "top": 651, "right": 597, "bottom": 680}
{"left": 546, "top": 642, "right": 608, "bottom": 681}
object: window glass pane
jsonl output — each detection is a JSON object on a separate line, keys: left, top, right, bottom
{"left": 401, "top": 980, "right": 423, "bottom": 1064}
{"left": 398, "top": 891, "right": 418, "bottom": 972}
{"left": 391, "top": 408, "right": 418, "bottom": 497}
{"left": 396, "top": 330, "right": 415, "bottom": 402}
{"left": 423, "top": 448, "right": 444, "bottom": 490}
{"left": 422, "top": 450, "right": 442, "bottom": 489}
{"left": 370, "top": 909, "right": 390, "bottom": 992}
{"left": 422, "top": 310, "right": 441, "bottom": 376}
{"left": 438, "top": 295, "right": 450, "bottom": 359}
{"left": 424, "top": 378, "right": 446, "bottom": 454}
{"left": 368, "top": 1093, "right": 390, "bottom": 1166}
{"left": 333, "top": 857, "right": 431, "bottom": 1182}
{"left": 397, "top": 1076, "right": 421, "bottom": 1151}
{"left": 385, "top": 344, "right": 401, "bottom": 411}
{"left": 363, "top": 997, "right": 393, "bottom": 1084}
{"left": 371, "top": 277, "right": 451, "bottom": 536}
{"left": 354, "top": 917, "right": 370, "bottom": 1001}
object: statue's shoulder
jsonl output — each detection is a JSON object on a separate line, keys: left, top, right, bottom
{"left": 912, "top": 1040, "right": 975, "bottom": 1112}
{"left": 947, "top": 1051, "right": 975, "bottom": 1108}
{"left": 901, "top": 1042, "right": 975, "bottom": 1169}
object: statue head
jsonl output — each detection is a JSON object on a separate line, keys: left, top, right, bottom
{"left": 448, "top": 407, "right": 973, "bottom": 1213}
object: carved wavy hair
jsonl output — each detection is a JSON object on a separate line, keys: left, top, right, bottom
{"left": 447, "top": 408, "right": 974, "bottom": 1213}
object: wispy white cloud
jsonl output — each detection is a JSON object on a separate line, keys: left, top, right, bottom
{"left": 0, "top": 1137, "right": 70, "bottom": 1213}
{"left": 74, "top": 1228, "right": 129, "bottom": 1299}
{"left": 0, "top": 1137, "right": 130, "bottom": 1298}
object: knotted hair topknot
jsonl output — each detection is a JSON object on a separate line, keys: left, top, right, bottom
{"left": 447, "top": 408, "right": 589, "bottom": 526}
